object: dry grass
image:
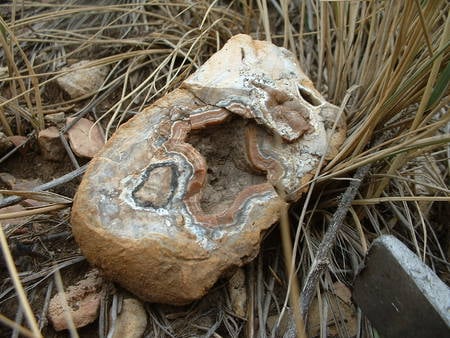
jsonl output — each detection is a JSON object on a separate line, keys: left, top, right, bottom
{"left": 0, "top": 1, "right": 448, "bottom": 337}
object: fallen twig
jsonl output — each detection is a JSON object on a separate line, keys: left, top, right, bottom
{"left": 0, "top": 164, "right": 87, "bottom": 208}
{"left": 299, "top": 163, "right": 372, "bottom": 317}
{"left": 0, "top": 203, "right": 68, "bottom": 220}
{"left": 283, "top": 163, "right": 372, "bottom": 338}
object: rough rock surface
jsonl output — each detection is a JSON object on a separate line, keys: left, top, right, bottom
{"left": 0, "top": 173, "right": 41, "bottom": 191}
{"left": 38, "top": 126, "right": 65, "bottom": 161}
{"left": 112, "top": 298, "right": 147, "bottom": 338}
{"left": 66, "top": 117, "right": 104, "bottom": 158}
{"left": 228, "top": 268, "right": 247, "bottom": 317}
{"left": 0, "top": 131, "right": 13, "bottom": 154}
{"left": 0, "top": 204, "right": 28, "bottom": 227}
{"left": 45, "top": 112, "right": 66, "bottom": 126}
{"left": 57, "top": 60, "right": 109, "bottom": 98}
{"left": 71, "top": 34, "right": 346, "bottom": 305}
{"left": 7, "top": 135, "right": 27, "bottom": 149}
{"left": 48, "top": 269, "right": 103, "bottom": 331}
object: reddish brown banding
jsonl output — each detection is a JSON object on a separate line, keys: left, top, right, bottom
{"left": 190, "top": 107, "right": 231, "bottom": 130}
{"left": 163, "top": 121, "right": 206, "bottom": 198}
{"left": 184, "top": 183, "right": 274, "bottom": 227}
{"left": 244, "top": 123, "right": 283, "bottom": 182}
{"left": 164, "top": 113, "right": 276, "bottom": 228}
{"left": 221, "top": 102, "right": 253, "bottom": 118}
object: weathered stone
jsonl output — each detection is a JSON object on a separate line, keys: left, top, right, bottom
{"left": 57, "top": 60, "right": 109, "bottom": 98}
{"left": 71, "top": 34, "right": 346, "bottom": 305}
{"left": 66, "top": 117, "right": 104, "bottom": 158}
{"left": 7, "top": 135, "right": 28, "bottom": 152}
{"left": 0, "top": 204, "right": 28, "bottom": 228}
{"left": 0, "top": 172, "right": 16, "bottom": 188}
{"left": 308, "top": 282, "right": 357, "bottom": 337}
{"left": 38, "top": 126, "right": 66, "bottom": 161}
{"left": 48, "top": 269, "right": 103, "bottom": 331}
{"left": 353, "top": 235, "right": 450, "bottom": 338}
{"left": 112, "top": 298, "right": 147, "bottom": 338}
{"left": 228, "top": 268, "right": 247, "bottom": 318}
{"left": 0, "top": 173, "right": 41, "bottom": 191}
{"left": 0, "top": 132, "right": 13, "bottom": 154}
{"left": 45, "top": 112, "right": 66, "bottom": 126}
{"left": 267, "top": 312, "right": 290, "bottom": 336}
{"left": 13, "top": 179, "right": 40, "bottom": 192}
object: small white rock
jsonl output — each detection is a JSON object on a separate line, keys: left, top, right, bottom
{"left": 48, "top": 269, "right": 103, "bottom": 331}
{"left": 112, "top": 298, "right": 147, "bottom": 338}
{"left": 57, "top": 60, "right": 109, "bottom": 98}
{"left": 0, "top": 132, "right": 13, "bottom": 154}
{"left": 0, "top": 204, "right": 28, "bottom": 227}
{"left": 45, "top": 112, "right": 66, "bottom": 126}
{"left": 66, "top": 117, "right": 104, "bottom": 158}
{"left": 38, "top": 126, "right": 65, "bottom": 161}
{"left": 228, "top": 268, "right": 247, "bottom": 318}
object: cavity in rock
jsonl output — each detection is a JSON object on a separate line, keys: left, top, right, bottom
{"left": 186, "top": 117, "right": 266, "bottom": 214}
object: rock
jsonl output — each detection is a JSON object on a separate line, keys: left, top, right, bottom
{"left": 112, "top": 298, "right": 147, "bottom": 338}
{"left": 0, "top": 66, "right": 7, "bottom": 78}
{"left": 0, "top": 174, "right": 46, "bottom": 211}
{"left": 0, "top": 172, "right": 16, "bottom": 188}
{"left": 38, "top": 126, "right": 66, "bottom": 161}
{"left": 66, "top": 117, "right": 104, "bottom": 158}
{"left": 0, "top": 173, "right": 41, "bottom": 192}
{"left": 0, "top": 132, "right": 13, "bottom": 154}
{"left": 45, "top": 112, "right": 66, "bottom": 126}
{"left": 267, "top": 309, "right": 292, "bottom": 336}
{"left": 8, "top": 135, "right": 28, "bottom": 146}
{"left": 48, "top": 269, "right": 103, "bottom": 331}
{"left": 71, "top": 34, "right": 346, "bottom": 305}
{"left": 0, "top": 204, "right": 28, "bottom": 228}
{"left": 308, "top": 282, "right": 357, "bottom": 337}
{"left": 57, "top": 60, "right": 109, "bottom": 98}
{"left": 13, "top": 178, "right": 41, "bottom": 191}
{"left": 228, "top": 268, "right": 247, "bottom": 317}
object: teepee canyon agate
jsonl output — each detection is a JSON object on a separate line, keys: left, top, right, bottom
{"left": 71, "top": 34, "right": 345, "bottom": 305}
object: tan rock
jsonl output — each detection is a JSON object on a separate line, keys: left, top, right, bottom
{"left": 66, "top": 117, "right": 104, "bottom": 158}
{"left": 7, "top": 135, "right": 27, "bottom": 147}
{"left": 0, "top": 204, "right": 28, "bottom": 228}
{"left": 0, "top": 173, "right": 41, "bottom": 192}
{"left": 112, "top": 298, "right": 147, "bottom": 338}
{"left": 38, "top": 126, "right": 66, "bottom": 161}
{"left": 45, "top": 112, "right": 66, "bottom": 126}
{"left": 0, "top": 132, "right": 13, "bottom": 154}
{"left": 267, "top": 312, "right": 290, "bottom": 336}
{"left": 57, "top": 60, "right": 109, "bottom": 98}
{"left": 48, "top": 269, "right": 103, "bottom": 331}
{"left": 228, "top": 268, "right": 247, "bottom": 318}
{"left": 71, "top": 34, "right": 346, "bottom": 305}
{"left": 9, "top": 178, "right": 41, "bottom": 192}
{"left": 307, "top": 282, "right": 357, "bottom": 337}
{"left": 0, "top": 172, "right": 16, "bottom": 188}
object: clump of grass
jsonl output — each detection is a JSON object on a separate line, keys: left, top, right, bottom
{"left": 0, "top": 1, "right": 448, "bottom": 337}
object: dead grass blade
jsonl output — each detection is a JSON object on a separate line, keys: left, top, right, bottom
{"left": 0, "top": 313, "right": 35, "bottom": 338}
{"left": 0, "top": 222, "right": 42, "bottom": 338}
{"left": 0, "top": 204, "right": 68, "bottom": 220}
{"left": 0, "top": 190, "right": 72, "bottom": 204}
